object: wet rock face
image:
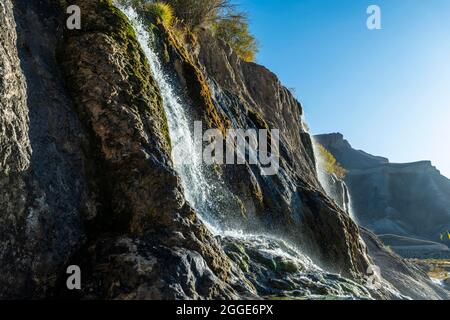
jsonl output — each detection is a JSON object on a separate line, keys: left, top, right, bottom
{"left": 195, "top": 30, "right": 317, "bottom": 187}
{"left": 55, "top": 0, "right": 240, "bottom": 299}
{"left": 316, "top": 168, "right": 351, "bottom": 215}
{"left": 140, "top": 18, "right": 367, "bottom": 277}
{"left": 219, "top": 235, "right": 375, "bottom": 300}
{"left": 1, "top": 0, "right": 371, "bottom": 297}
{"left": 166, "top": 28, "right": 372, "bottom": 278}
{"left": 59, "top": 0, "right": 181, "bottom": 233}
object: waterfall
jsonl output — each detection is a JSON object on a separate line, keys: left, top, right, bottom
{"left": 347, "top": 191, "right": 358, "bottom": 223}
{"left": 117, "top": 5, "right": 239, "bottom": 233}
{"left": 113, "top": 5, "right": 377, "bottom": 300}
{"left": 311, "top": 137, "right": 333, "bottom": 196}
{"left": 312, "top": 137, "right": 358, "bottom": 222}
{"left": 116, "top": 4, "right": 312, "bottom": 248}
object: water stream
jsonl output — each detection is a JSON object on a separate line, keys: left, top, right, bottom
{"left": 118, "top": 5, "right": 236, "bottom": 233}
{"left": 312, "top": 137, "right": 358, "bottom": 222}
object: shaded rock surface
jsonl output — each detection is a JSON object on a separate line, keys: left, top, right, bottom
{"left": 0, "top": 0, "right": 87, "bottom": 298}
{"left": 55, "top": 0, "right": 242, "bottom": 299}
{"left": 219, "top": 234, "right": 376, "bottom": 300}
{"left": 1, "top": 0, "right": 238, "bottom": 300}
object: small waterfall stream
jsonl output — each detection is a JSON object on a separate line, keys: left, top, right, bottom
{"left": 118, "top": 5, "right": 232, "bottom": 233}
{"left": 312, "top": 138, "right": 358, "bottom": 222}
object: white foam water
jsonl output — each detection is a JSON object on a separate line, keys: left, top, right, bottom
{"left": 117, "top": 5, "right": 229, "bottom": 233}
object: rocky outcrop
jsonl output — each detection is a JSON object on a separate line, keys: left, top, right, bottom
{"left": 1, "top": 0, "right": 372, "bottom": 298}
{"left": 0, "top": 0, "right": 89, "bottom": 298}
{"left": 59, "top": 0, "right": 178, "bottom": 234}
{"left": 0, "top": 0, "right": 31, "bottom": 297}
{"left": 0, "top": 0, "right": 30, "bottom": 174}
{"left": 55, "top": 0, "right": 247, "bottom": 299}
{"left": 0, "top": 0, "right": 243, "bottom": 300}
{"left": 153, "top": 25, "right": 373, "bottom": 280}
{"left": 219, "top": 235, "right": 374, "bottom": 300}
{"left": 308, "top": 140, "right": 448, "bottom": 300}
{"left": 315, "top": 133, "right": 450, "bottom": 250}
{"left": 315, "top": 133, "right": 388, "bottom": 170}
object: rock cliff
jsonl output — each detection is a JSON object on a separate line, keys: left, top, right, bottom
{"left": 184, "top": 29, "right": 371, "bottom": 279}
{"left": 0, "top": 0, "right": 447, "bottom": 300}
{"left": 1, "top": 0, "right": 88, "bottom": 298}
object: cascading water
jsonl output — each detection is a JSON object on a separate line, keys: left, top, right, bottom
{"left": 116, "top": 4, "right": 373, "bottom": 299}
{"left": 312, "top": 137, "right": 358, "bottom": 222}
{"left": 118, "top": 5, "right": 234, "bottom": 233}
{"left": 347, "top": 189, "right": 358, "bottom": 223}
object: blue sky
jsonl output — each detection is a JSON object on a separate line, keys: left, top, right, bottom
{"left": 235, "top": 0, "right": 450, "bottom": 177}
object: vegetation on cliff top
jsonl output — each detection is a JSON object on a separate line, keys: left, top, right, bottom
{"left": 121, "top": 0, "right": 258, "bottom": 62}
{"left": 143, "top": 2, "right": 174, "bottom": 26}
{"left": 213, "top": 13, "right": 258, "bottom": 62}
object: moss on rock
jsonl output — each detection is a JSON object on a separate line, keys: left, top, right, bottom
{"left": 59, "top": 0, "right": 176, "bottom": 233}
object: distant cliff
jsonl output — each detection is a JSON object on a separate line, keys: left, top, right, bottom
{"left": 315, "top": 133, "right": 450, "bottom": 255}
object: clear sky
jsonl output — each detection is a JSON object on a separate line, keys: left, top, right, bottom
{"left": 235, "top": 0, "right": 450, "bottom": 177}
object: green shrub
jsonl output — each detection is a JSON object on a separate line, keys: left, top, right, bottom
{"left": 118, "top": 0, "right": 258, "bottom": 61}
{"left": 213, "top": 13, "right": 258, "bottom": 62}
{"left": 162, "top": 0, "right": 258, "bottom": 61}
{"left": 163, "top": 0, "right": 229, "bottom": 29}
{"left": 316, "top": 143, "right": 347, "bottom": 179}
{"left": 142, "top": 2, "right": 174, "bottom": 26}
